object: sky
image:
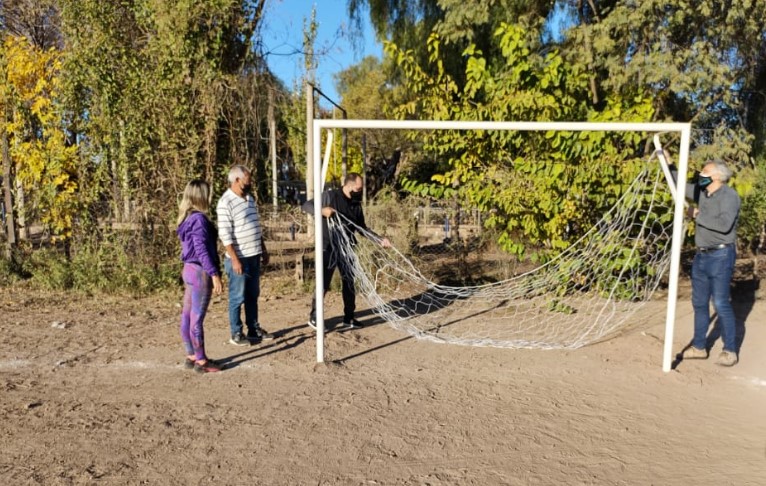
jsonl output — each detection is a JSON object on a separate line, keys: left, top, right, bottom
{"left": 261, "top": 0, "right": 383, "bottom": 108}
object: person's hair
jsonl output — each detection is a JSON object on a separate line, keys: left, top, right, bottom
{"left": 228, "top": 165, "right": 250, "bottom": 185}
{"left": 708, "top": 160, "right": 733, "bottom": 183}
{"left": 344, "top": 172, "right": 362, "bottom": 186}
{"left": 177, "top": 179, "right": 211, "bottom": 226}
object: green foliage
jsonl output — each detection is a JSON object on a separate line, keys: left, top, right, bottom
{"left": 387, "top": 24, "right": 655, "bottom": 259}
{"left": 548, "top": 299, "right": 576, "bottom": 314}
{"left": 23, "top": 234, "right": 178, "bottom": 294}
{"left": 0, "top": 1, "right": 279, "bottom": 293}
{"left": 0, "top": 250, "right": 27, "bottom": 286}
{"left": 349, "top": 0, "right": 553, "bottom": 91}
{"left": 59, "top": 0, "right": 267, "bottom": 220}
{"left": 567, "top": 0, "right": 766, "bottom": 162}
{"left": 333, "top": 55, "right": 406, "bottom": 185}
{"left": 737, "top": 159, "right": 766, "bottom": 253}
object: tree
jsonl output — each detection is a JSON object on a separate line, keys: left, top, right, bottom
{"left": 0, "top": 0, "right": 63, "bottom": 250}
{"left": 0, "top": 0, "right": 61, "bottom": 49}
{"left": 333, "top": 55, "right": 405, "bottom": 195}
{"left": 349, "top": 0, "right": 558, "bottom": 90}
{"left": 59, "top": 0, "right": 268, "bottom": 223}
{"left": 388, "top": 25, "right": 655, "bottom": 257}
{"left": 1, "top": 34, "right": 78, "bottom": 241}
{"left": 564, "top": 0, "right": 766, "bottom": 162}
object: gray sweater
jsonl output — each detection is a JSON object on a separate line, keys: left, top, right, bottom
{"left": 685, "top": 182, "right": 740, "bottom": 248}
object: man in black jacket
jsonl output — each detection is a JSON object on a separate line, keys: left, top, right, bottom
{"left": 305, "top": 173, "right": 390, "bottom": 330}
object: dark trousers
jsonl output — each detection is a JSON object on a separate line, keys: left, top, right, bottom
{"left": 310, "top": 248, "right": 355, "bottom": 322}
{"left": 691, "top": 245, "right": 737, "bottom": 352}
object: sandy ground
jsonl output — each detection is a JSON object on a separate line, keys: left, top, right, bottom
{"left": 1, "top": 275, "right": 765, "bottom": 486}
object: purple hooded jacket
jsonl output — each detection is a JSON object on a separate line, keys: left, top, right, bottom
{"left": 177, "top": 211, "right": 221, "bottom": 277}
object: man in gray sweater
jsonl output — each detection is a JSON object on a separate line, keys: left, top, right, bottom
{"left": 681, "top": 160, "right": 740, "bottom": 366}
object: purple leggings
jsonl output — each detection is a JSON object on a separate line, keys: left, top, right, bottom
{"left": 180, "top": 263, "right": 212, "bottom": 361}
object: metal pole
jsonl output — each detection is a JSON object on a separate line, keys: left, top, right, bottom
{"left": 313, "top": 123, "right": 325, "bottom": 363}
{"left": 342, "top": 110, "right": 348, "bottom": 179}
{"left": 322, "top": 132, "right": 333, "bottom": 188}
{"left": 662, "top": 126, "right": 691, "bottom": 372}
{"left": 314, "top": 120, "right": 690, "bottom": 132}
{"left": 361, "top": 134, "right": 367, "bottom": 206}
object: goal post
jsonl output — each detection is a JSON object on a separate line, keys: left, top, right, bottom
{"left": 311, "top": 119, "right": 691, "bottom": 372}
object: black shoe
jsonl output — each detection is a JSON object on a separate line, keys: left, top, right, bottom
{"left": 229, "top": 333, "right": 250, "bottom": 346}
{"left": 248, "top": 325, "right": 274, "bottom": 342}
{"left": 340, "top": 318, "right": 363, "bottom": 330}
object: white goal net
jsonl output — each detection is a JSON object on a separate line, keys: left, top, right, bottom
{"left": 331, "top": 157, "right": 671, "bottom": 349}
{"left": 311, "top": 120, "right": 691, "bottom": 372}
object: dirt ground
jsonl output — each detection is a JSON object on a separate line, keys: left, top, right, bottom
{"left": 1, "top": 274, "right": 765, "bottom": 486}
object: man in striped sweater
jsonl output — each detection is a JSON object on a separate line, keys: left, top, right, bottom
{"left": 217, "top": 165, "right": 272, "bottom": 346}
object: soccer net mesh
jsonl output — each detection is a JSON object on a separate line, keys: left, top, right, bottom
{"left": 325, "top": 150, "right": 678, "bottom": 349}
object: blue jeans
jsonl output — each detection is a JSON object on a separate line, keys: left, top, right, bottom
{"left": 225, "top": 255, "right": 261, "bottom": 337}
{"left": 691, "top": 245, "right": 736, "bottom": 352}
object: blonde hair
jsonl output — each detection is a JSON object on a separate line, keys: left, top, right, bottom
{"left": 177, "top": 179, "right": 211, "bottom": 226}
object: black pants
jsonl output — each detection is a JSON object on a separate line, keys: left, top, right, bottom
{"left": 310, "top": 248, "right": 355, "bottom": 323}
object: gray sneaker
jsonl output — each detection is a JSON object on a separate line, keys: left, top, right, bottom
{"left": 715, "top": 350, "right": 738, "bottom": 367}
{"left": 229, "top": 333, "right": 250, "bottom": 346}
{"left": 682, "top": 346, "right": 707, "bottom": 359}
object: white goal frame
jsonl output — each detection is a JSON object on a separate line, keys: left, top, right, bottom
{"left": 311, "top": 119, "right": 691, "bottom": 373}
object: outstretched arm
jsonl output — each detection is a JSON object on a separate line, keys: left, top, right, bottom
{"left": 361, "top": 228, "right": 391, "bottom": 248}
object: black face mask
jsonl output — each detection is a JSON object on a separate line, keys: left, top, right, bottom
{"left": 350, "top": 190, "right": 363, "bottom": 202}
{"left": 697, "top": 175, "right": 713, "bottom": 190}
{"left": 242, "top": 183, "right": 253, "bottom": 194}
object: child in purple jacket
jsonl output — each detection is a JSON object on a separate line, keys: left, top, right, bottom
{"left": 177, "top": 180, "right": 223, "bottom": 373}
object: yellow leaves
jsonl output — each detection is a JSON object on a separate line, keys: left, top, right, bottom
{"left": 4, "top": 36, "right": 60, "bottom": 105}
{"left": 2, "top": 34, "right": 79, "bottom": 241}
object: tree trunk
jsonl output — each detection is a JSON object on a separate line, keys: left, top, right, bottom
{"left": 109, "top": 146, "right": 121, "bottom": 222}
{"left": 16, "top": 178, "right": 26, "bottom": 240}
{"left": 2, "top": 128, "right": 16, "bottom": 256}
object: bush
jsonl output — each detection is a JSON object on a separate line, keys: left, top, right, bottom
{"left": 0, "top": 254, "right": 21, "bottom": 286}
{"left": 0, "top": 230, "right": 180, "bottom": 295}
{"left": 737, "top": 159, "right": 766, "bottom": 254}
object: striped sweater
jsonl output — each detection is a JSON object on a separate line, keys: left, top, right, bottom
{"left": 216, "top": 188, "right": 263, "bottom": 258}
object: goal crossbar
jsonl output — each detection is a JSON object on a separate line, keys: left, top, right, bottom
{"left": 310, "top": 119, "right": 691, "bottom": 373}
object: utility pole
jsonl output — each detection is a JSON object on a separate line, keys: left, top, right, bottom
{"left": 305, "top": 81, "right": 314, "bottom": 237}
{"left": 268, "top": 89, "right": 278, "bottom": 216}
